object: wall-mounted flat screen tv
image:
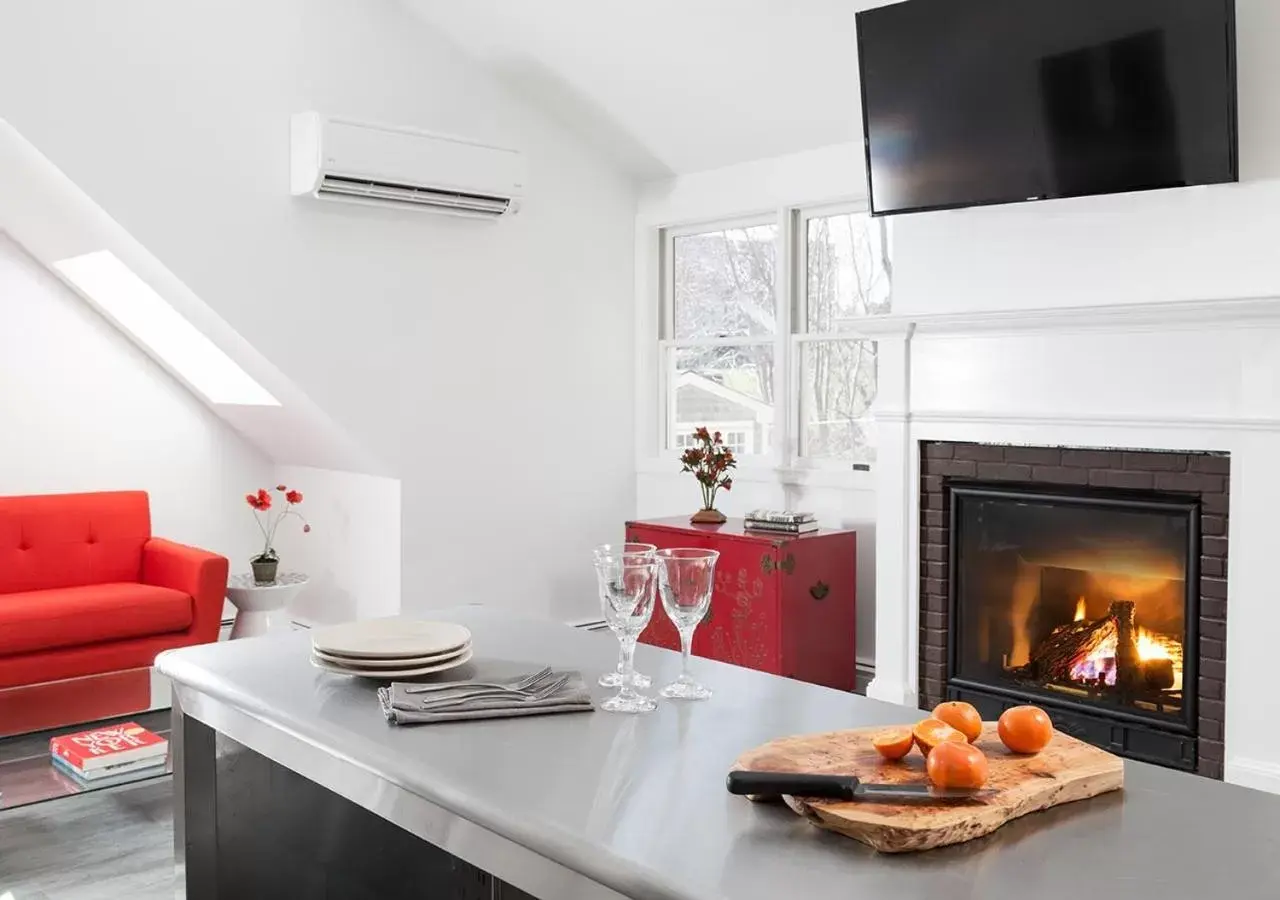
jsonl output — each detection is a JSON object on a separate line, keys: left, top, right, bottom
{"left": 856, "top": 0, "right": 1238, "bottom": 216}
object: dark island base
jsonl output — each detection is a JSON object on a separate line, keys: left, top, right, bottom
{"left": 178, "top": 715, "right": 537, "bottom": 899}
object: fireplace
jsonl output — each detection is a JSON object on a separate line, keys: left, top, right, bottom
{"left": 919, "top": 443, "right": 1229, "bottom": 777}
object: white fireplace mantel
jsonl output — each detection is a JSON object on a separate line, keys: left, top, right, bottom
{"left": 853, "top": 294, "right": 1280, "bottom": 338}
{"left": 863, "top": 296, "right": 1280, "bottom": 794}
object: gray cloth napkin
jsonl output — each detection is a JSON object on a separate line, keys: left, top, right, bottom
{"left": 378, "top": 670, "right": 593, "bottom": 725}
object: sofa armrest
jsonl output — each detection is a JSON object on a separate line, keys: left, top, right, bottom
{"left": 142, "top": 538, "right": 229, "bottom": 644}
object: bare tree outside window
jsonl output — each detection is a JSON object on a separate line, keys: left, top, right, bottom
{"left": 801, "top": 213, "right": 892, "bottom": 462}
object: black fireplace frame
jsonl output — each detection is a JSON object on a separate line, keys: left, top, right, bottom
{"left": 919, "top": 442, "right": 1230, "bottom": 778}
{"left": 946, "top": 482, "right": 1202, "bottom": 762}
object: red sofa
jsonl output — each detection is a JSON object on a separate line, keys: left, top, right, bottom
{"left": 0, "top": 491, "right": 228, "bottom": 689}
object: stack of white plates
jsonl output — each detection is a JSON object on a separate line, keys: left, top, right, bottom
{"left": 309, "top": 619, "right": 473, "bottom": 678}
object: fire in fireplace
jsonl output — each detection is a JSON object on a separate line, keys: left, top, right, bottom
{"left": 950, "top": 486, "right": 1198, "bottom": 729}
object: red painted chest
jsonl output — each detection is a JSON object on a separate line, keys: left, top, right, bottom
{"left": 626, "top": 517, "right": 857, "bottom": 692}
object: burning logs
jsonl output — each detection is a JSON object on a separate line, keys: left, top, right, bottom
{"left": 1020, "top": 600, "right": 1149, "bottom": 689}
{"left": 1022, "top": 614, "right": 1115, "bottom": 683}
{"left": 1112, "top": 600, "right": 1142, "bottom": 694}
{"left": 1013, "top": 598, "right": 1183, "bottom": 696}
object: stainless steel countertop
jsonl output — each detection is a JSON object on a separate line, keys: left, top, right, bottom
{"left": 158, "top": 608, "right": 1280, "bottom": 900}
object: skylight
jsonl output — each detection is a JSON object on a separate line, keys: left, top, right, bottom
{"left": 53, "top": 250, "right": 279, "bottom": 406}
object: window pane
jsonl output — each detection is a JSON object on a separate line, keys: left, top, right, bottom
{"left": 806, "top": 214, "right": 891, "bottom": 332}
{"left": 800, "top": 339, "right": 878, "bottom": 461}
{"left": 673, "top": 224, "right": 778, "bottom": 340}
{"left": 670, "top": 344, "right": 774, "bottom": 454}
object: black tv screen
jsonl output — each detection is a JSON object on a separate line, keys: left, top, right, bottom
{"left": 856, "top": 0, "right": 1238, "bottom": 216}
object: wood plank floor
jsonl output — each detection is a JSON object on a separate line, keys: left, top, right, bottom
{"left": 0, "top": 777, "right": 176, "bottom": 899}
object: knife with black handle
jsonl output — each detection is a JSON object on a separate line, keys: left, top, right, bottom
{"left": 726, "top": 770, "right": 994, "bottom": 802}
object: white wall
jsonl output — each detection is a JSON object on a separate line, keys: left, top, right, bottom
{"left": 272, "top": 465, "right": 402, "bottom": 626}
{"left": 0, "top": 0, "right": 638, "bottom": 623}
{"left": 637, "top": 143, "right": 867, "bottom": 223}
{"left": 0, "top": 234, "right": 271, "bottom": 562}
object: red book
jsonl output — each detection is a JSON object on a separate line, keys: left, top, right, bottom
{"left": 49, "top": 722, "right": 168, "bottom": 772}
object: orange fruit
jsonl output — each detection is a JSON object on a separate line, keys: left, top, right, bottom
{"left": 997, "top": 705, "right": 1054, "bottom": 754}
{"left": 912, "top": 717, "right": 967, "bottom": 757}
{"left": 932, "top": 701, "right": 983, "bottom": 743}
{"left": 871, "top": 728, "right": 915, "bottom": 761}
{"left": 927, "top": 741, "right": 989, "bottom": 790}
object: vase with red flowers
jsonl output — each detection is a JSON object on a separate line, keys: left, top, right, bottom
{"left": 679, "top": 427, "right": 736, "bottom": 525}
{"left": 245, "top": 485, "right": 311, "bottom": 584}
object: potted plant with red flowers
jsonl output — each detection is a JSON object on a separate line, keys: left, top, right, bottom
{"left": 245, "top": 485, "right": 311, "bottom": 584}
{"left": 679, "top": 427, "right": 737, "bottom": 524}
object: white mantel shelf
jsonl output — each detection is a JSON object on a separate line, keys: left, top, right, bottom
{"left": 847, "top": 294, "right": 1280, "bottom": 337}
{"left": 883, "top": 410, "right": 1280, "bottom": 433}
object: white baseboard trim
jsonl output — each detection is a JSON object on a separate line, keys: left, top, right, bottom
{"left": 866, "top": 676, "right": 918, "bottom": 709}
{"left": 1225, "top": 757, "right": 1280, "bottom": 795}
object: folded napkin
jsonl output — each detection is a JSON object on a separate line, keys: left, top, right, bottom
{"left": 378, "top": 670, "right": 593, "bottom": 725}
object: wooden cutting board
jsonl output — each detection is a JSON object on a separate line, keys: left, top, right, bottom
{"left": 732, "top": 722, "right": 1123, "bottom": 853}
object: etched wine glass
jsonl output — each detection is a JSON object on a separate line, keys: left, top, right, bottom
{"left": 592, "top": 543, "right": 656, "bottom": 688}
{"left": 593, "top": 552, "right": 660, "bottom": 713}
{"left": 655, "top": 548, "right": 719, "bottom": 700}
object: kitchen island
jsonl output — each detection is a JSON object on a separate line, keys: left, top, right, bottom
{"left": 158, "top": 607, "right": 1280, "bottom": 900}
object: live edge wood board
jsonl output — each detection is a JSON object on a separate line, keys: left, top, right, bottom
{"left": 733, "top": 722, "right": 1124, "bottom": 853}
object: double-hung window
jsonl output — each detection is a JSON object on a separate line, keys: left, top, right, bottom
{"left": 657, "top": 204, "right": 890, "bottom": 469}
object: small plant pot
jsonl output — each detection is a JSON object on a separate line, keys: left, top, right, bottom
{"left": 691, "top": 508, "right": 727, "bottom": 525}
{"left": 251, "top": 556, "right": 279, "bottom": 585}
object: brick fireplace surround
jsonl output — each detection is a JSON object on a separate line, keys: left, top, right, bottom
{"left": 918, "top": 441, "right": 1229, "bottom": 778}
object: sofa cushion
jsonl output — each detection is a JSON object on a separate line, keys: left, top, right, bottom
{"left": 0, "top": 583, "right": 192, "bottom": 657}
{"left": 0, "top": 492, "right": 151, "bottom": 595}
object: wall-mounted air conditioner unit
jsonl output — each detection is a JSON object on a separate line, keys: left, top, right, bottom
{"left": 290, "top": 112, "right": 524, "bottom": 219}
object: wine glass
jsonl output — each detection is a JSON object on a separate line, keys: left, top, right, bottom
{"left": 593, "top": 552, "right": 660, "bottom": 713}
{"left": 655, "top": 548, "right": 719, "bottom": 700}
{"left": 592, "top": 543, "right": 655, "bottom": 689}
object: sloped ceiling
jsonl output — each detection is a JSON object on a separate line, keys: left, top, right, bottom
{"left": 403, "top": 0, "right": 877, "bottom": 178}
{"left": 0, "top": 119, "right": 386, "bottom": 478}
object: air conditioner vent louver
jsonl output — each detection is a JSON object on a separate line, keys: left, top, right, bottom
{"left": 291, "top": 112, "right": 524, "bottom": 219}
{"left": 316, "top": 176, "right": 513, "bottom": 217}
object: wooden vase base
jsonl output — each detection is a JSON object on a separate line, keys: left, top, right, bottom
{"left": 691, "top": 509, "right": 727, "bottom": 525}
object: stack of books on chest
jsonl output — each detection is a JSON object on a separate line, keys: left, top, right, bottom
{"left": 50, "top": 721, "right": 169, "bottom": 787}
{"left": 745, "top": 510, "right": 820, "bottom": 535}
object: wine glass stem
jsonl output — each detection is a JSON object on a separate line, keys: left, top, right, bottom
{"left": 679, "top": 626, "right": 694, "bottom": 682}
{"left": 618, "top": 636, "right": 639, "bottom": 700}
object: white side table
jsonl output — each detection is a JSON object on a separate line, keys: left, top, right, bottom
{"left": 225, "top": 572, "right": 309, "bottom": 640}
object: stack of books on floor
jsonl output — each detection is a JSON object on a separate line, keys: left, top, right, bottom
{"left": 744, "top": 510, "right": 820, "bottom": 535}
{"left": 50, "top": 721, "right": 169, "bottom": 788}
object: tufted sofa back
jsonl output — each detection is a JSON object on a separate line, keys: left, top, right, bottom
{"left": 0, "top": 491, "right": 152, "bottom": 595}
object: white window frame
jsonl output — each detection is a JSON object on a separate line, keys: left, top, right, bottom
{"left": 649, "top": 201, "right": 886, "bottom": 486}
{"left": 659, "top": 213, "right": 782, "bottom": 470}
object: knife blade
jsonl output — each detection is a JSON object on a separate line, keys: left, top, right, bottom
{"left": 726, "top": 770, "right": 995, "bottom": 802}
